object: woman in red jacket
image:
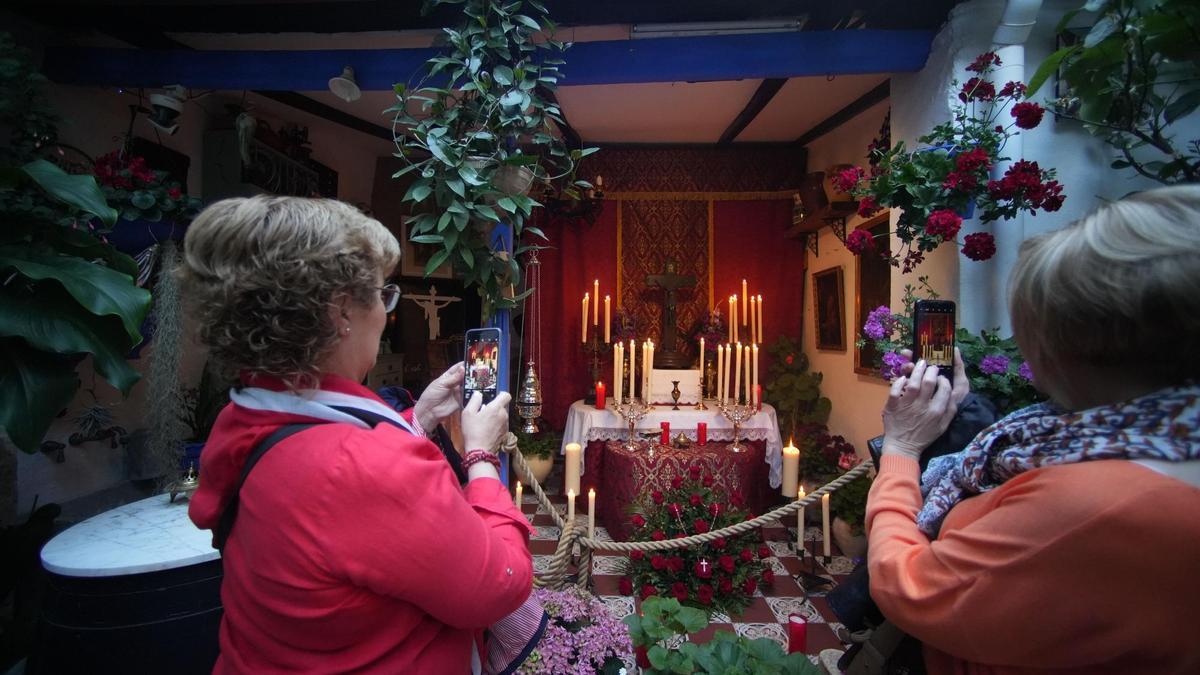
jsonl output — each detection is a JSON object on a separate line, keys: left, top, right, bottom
{"left": 180, "top": 196, "right": 533, "bottom": 673}
{"left": 869, "top": 185, "right": 1200, "bottom": 673}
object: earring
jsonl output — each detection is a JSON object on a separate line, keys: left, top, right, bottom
{"left": 343, "top": 326, "right": 351, "bottom": 334}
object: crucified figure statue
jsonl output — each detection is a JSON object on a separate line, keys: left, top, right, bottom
{"left": 404, "top": 286, "right": 461, "bottom": 340}
{"left": 645, "top": 259, "right": 696, "bottom": 369}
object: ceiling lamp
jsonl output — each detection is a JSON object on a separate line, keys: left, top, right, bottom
{"left": 328, "top": 66, "right": 362, "bottom": 102}
{"left": 631, "top": 18, "right": 806, "bottom": 39}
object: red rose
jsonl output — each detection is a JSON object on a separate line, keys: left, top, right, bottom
{"left": 758, "top": 544, "right": 772, "bottom": 559}
{"left": 743, "top": 577, "right": 758, "bottom": 595}
{"left": 719, "top": 555, "right": 736, "bottom": 573}
{"left": 651, "top": 555, "right": 667, "bottom": 570}
{"left": 651, "top": 530, "right": 666, "bottom": 541}
{"left": 962, "top": 232, "right": 997, "bottom": 261}
{"left": 668, "top": 556, "right": 685, "bottom": 573}
{"left": 1011, "top": 101, "right": 1044, "bottom": 130}
{"left": 856, "top": 196, "right": 879, "bottom": 218}
{"left": 167, "top": 187, "right": 183, "bottom": 200}
{"left": 762, "top": 569, "right": 776, "bottom": 585}
{"left": 740, "top": 549, "right": 754, "bottom": 563}
{"left": 694, "top": 560, "right": 713, "bottom": 579}
{"left": 697, "top": 584, "right": 715, "bottom": 605}
{"left": 708, "top": 502, "right": 723, "bottom": 518}
{"left": 693, "top": 519, "right": 710, "bottom": 534}
{"left": 631, "top": 514, "right": 646, "bottom": 528}
{"left": 925, "top": 209, "right": 962, "bottom": 239}
{"left": 718, "top": 577, "right": 733, "bottom": 594}
{"left": 630, "top": 550, "right": 645, "bottom": 561}
{"left": 690, "top": 493, "right": 703, "bottom": 507}
{"left": 640, "top": 584, "right": 657, "bottom": 601}
{"left": 668, "top": 503, "right": 682, "bottom": 518}
{"left": 670, "top": 476, "right": 684, "bottom": 490}
{"left": 671, "top": 582, "right": 689, "bottom": 602}
{"left": 619, "top": 576, "right": 633, "bottom": 595}
{"left": 845, "top": 228, "right": 875, "bottom": 255}
{"left": 713, "top": 536, "right": 727, "bottom": 549}
{"left": 636, "top": 645, "right": 652, "bottom": 669}
{"left": 651, "top": 490, "right": 665, "bottom": 505}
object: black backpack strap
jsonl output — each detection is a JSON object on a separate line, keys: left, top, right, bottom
{"left": 214, "top": 423, "right": 317, "bottom": 551}
{"left": 328, "top": 406, "right": 468, "bottom": 484}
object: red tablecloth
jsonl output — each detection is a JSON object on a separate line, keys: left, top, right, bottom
{"left": 587, "top": 439, "right": 771, "bottom": 542}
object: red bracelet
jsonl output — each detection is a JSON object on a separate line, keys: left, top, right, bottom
{"left": 462, "top": 449, "right": 501, "bottom": 472}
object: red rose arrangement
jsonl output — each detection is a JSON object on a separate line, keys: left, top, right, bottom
{"left": 92, "top": 151, "right": 201, "bottom": 224}
{"left": 835, "top": 52, "right": 1065, "bottom": 272}
{"left": 619, "top": 463, "right": 771, "bottom": 617}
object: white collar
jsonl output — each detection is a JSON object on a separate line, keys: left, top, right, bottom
{"left": 229, "top": 386, "right": 416, "bottom": 435}
{"left": 1132, "top": 458, "right": 1200, "bottom": 489}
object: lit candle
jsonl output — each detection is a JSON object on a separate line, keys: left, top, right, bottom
{"left": 564, "top": 442, "right": 581, "bottom": 496}
{"left": 757, "top": 294, "right": 764, "bottom": 341}
{"left": 604, "top": 295, "right": 611, "bottom": 343}
{"left": 742, "top": 279, "right": 748, "bottom": 325}
{"left": 822, "top": 492, "right": 832, "bottom": 558}
{"left": 727, "top": 296, "right": 735, "bottom": 342}
{"left": 797, "top": 485, "right": 806, "bottom": 551}
{"left": 581, "top": 293, "right": 589, "bottom": 343}
{"left": 629, "top": 340, "right": 636, "bottom": 401}
{"left": 749, "top": 296, "right": 757, "bottom": 343}
{"left": 567, "top": 489, "right": 576, "bottom": 522}
{"left": 730, "top": 296, "right": 738, "bottom": 343}
{"left": 593, "top": 280, "right": 599, "bottom": 324}
{"left": 698, "top": 337, "right": 705, "bottom": 396}
{"left": 716, "top": 344, "right": 725, "bottom": 402}
{"left": 515, "top": 480, "right": 523, "bottom": 508}
{"left": 752, "top": 344, "right": 759, "bottom": 407}
{"left": 734, "top": 342, "right": 743, "bottom": 404}
{"left": 724, "top": 343, "right": 732, "bottom": 404}
{"left": 782, "top": 439, "right": 800, "bottom": 498}
{"left": 588, "top": 488, "right": 596, "bottom": 539}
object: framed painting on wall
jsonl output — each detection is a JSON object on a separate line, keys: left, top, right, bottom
{"left": 400, "top": 220, "right": 454, "bottom": 279}
{"left": 855, "top": 215, "right": 892, "bottom": 375}
{"left": 812, "top": 266, "right": 846, "bottom": 351}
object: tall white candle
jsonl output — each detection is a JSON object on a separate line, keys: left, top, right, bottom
{"left": 648, "top": 341, "right": 655, "bottom": 398}
{"left": 734, "top": 342, "right": 743, "bottom": 404}
{"left": 698, "top": 337, "right": 705, "bottom": 397}
{"left": 822, "top": 493, "right": 832, "bottom": 558}
{"left": 731, "top": 296, "right": 738, "bottom": 343}
{"left": 515, "top": 481, "right": 523, "bottom": 508}
{"left": 744, "top": 344, "right": 751, "bottom": 405}
{"left": 757, "top": 294, "right": 764, "bottom": 341}
{"left": 797, "top": 485, "right": 806, "bottom": 551}
{"left": 587, "top": 488, "right": 596, "bottom": 538}
{"left": 727, "top": 296, "right": 734, "bottom": 342}
{"left": 604, "top": 295, "right": 611, "bottom": 343}
{"left": 582, "top": 293, "right": 589, "bottom": 343}
{"left": 593, "top": 280, "right": 599, "bottom": 324}
{"left": 782, "top": 440, "right": 799, "bottom": 498}
{"left": 564, "top": 442, "right": 581, "bottom": 496}
{"left": 750, "top": 296, "right": 757, "bottom": 343}
{"left": 716, "top": 345, "right": 724, "bottom": 402}
{"left": 742, "top": 279, "right": 748, "bottom": 325}
{"left": 567, "top": 489, "right": 576, "bottom": 523}
{"left": 629, "top": 340, "right": 636, "bottom": 401}
{"left": 724, "top": 343, "right": 732, "bottom": 404}
{"left": 612, "top": 343, "right": 620, "bottom": 404}
{"left": 752, "top": 344, "right": 759, "bottom": 408}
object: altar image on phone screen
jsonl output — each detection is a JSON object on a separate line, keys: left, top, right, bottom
{"left": 465, "top": 336, "right": 499, "bottom": 393}
{"left": 916, "top": 312, "right": 954, "bottom": 369}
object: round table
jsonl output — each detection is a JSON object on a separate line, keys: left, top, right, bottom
{"left": 33, "top": 494, "right": 223, "bottom": 674}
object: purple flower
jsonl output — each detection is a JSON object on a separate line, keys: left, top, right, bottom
{"left": 863, "top": 306, "right": 893, "bottom": 340}
{"left": 1018, "top": 361, "right": 1034, "bottom": 382}
{"left": 880, "top": 351, "right": 910, "bottom": 380}
{"left": 527, "top": 587, "right": 632, "bottom": 673}
{"left": 979, "top": 354, "right": 1010, "bottom": 375}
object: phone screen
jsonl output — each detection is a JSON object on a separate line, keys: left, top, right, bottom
{"left": 913, "top": 300, "right": 956, "bottom": 373}
{"left": 464, "top": 328, "right": 501, "bottom": 405}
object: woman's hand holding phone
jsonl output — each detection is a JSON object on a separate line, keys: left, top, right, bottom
{"left": 462, "top": 390, "right": 511, "bottom": 456}
{"left": 883, "top": 349, "right": 970, "bottom": 460}
{"left": 413, "top": 363, "right": 465, "bottom": 432}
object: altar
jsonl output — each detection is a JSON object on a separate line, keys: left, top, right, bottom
{"left": 561, "top": 399, "right": 784, "bottom": 487}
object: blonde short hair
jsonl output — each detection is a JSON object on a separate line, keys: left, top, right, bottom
{"left": 179, "top": 196, "right": 400, "bottom": 384}
{"left": 1009, "top": 185, "right": 1200, "bottom": 384}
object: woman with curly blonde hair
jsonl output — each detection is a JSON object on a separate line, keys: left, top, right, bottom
{"left": 181, "top": 196, "right": 532, "bottom": 673}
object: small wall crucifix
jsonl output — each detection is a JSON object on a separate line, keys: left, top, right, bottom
{"left": 404, "top": 286, "right": 461, "bottom": 340}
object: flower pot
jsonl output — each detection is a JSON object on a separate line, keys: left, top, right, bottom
{"left": 832, "top": 516, "right": 868, "bottom": 559}
{"left": 465, "top": 157, "right": 535, "bottom": 199}
{"left": 517, "top": 453, "right": 554, "bottom": 488}
{"left": 823, "top": 164, "right": 856, "bottom": 203}
{"left": 106, "top": 217, "right": 189, "bottom": 256}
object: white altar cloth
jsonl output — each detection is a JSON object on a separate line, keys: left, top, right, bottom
{"left": 561, "top": 399, "right": 784, "bottom": 488}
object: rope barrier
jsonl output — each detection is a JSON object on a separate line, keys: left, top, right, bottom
{"left": 506, "top": 434, "right": 873, "bottom": 590}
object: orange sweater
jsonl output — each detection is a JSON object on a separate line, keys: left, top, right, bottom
{"left": 867, "top": 454, "right": 1200, "bottom": 674}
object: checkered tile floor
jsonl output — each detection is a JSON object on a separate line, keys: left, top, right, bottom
{"left": 520, "top": 489, "right": 860, "bottom": 669}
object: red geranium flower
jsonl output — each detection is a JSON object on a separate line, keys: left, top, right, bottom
{"left": 719, "top": 555, "right": 736, "bottom": 573}
{"left": 167, "top": 186, "right": 183, "bottom": 200}
{"left": 998, "top": 81, "right": 1027, "bottom": 99}
{"left": 856, "top": 196, "right": 879, "bottom": 218}
{"left": 955, "top": 147, "right": 991, "bottom": 173}
{"left": 651, "top": 555, "right": 667, "bottom": 570}
{"left": 651, "top": 490, "right": 665, "bottom": 505}
{"left": 845, "top": 229, "right": 875, "bottom": 255}
{"left": 651, "top": 530, "right": 666, "bottom": 541}
{"left": 832, "top": 165, "right": 865, "bottom": 193}
{"left": 743, "top": 577, "right": 758, "bottom": 595}
{"left": 785, "top": 354, "right": 795, "bottom": 365}
{"left": 631, "top": 514, "right": 646, "bottom": 528}
{"left": 962, "top": 232, "right": 997, "bottom": 261}
{"left": 693, "top": 519, "right": 710, "bottom": 534}
{"left": 959, "top": 77, "right": 996, "bottom": 102}
{"left": 925, "top": 209, "right": 962, "bottom": 239}
{"left": 640, "top": 584, "right": 657, "bottom": 601}
{"left": 942, "top": 171, "right": 978, "bottom": 192}
{"left": 694, "top": 560, "right": 713, "bottom": 579}
{"left": 671, "top": 582, "right": 689, "bottom": 601}
{"left": 630, "top": 550, "right": 644, "bottom": 561}
{"left": 697, "top": 584, "right": 715, "bottom": 605}
{"left": 966, "top": 51, "right": 1001, "bottom": 72}
{"left": 1011, "top": 101, "right": 1044, "bottom": 130}
{"left": 718, "top": 577, "right": 733, "bottom": 594}
{"left": 619, "top": 576, "right": 633, "bottom": 595}
{"left": 740, "top": 549, "right": 754, "bottom": 563}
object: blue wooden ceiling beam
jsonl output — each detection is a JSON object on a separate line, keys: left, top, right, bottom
{"left": 43, "top": 30, "right": 933, "bottom": 90}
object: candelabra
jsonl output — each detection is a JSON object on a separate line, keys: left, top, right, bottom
{"left": 612, "top": 399, "right": 651, "bottom": 452}
{"left": 716, "top": 400, "right": 757, "bottom": 453}
{"left": 581, "top": 331, "right": 605, "bottom": 404}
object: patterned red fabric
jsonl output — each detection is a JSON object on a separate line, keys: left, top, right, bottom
{"left": 579, "top": 146, "right": 806, "bottom": 192}
{"left": 588, "top": 440, "right": 771, "bottom": 541}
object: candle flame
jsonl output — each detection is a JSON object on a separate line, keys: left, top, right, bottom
{"left": 588, "top": 488, "right": 595, "bottom": 497}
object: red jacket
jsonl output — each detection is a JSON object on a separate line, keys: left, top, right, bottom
{"left": 189, "top": 375, "right": 533, "bottom": 673}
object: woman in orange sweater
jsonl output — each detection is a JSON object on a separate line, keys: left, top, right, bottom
{"left": 868, "top": 185, "right": 1200, "bottom": 674}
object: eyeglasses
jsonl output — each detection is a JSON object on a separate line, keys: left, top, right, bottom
{"left": 378, "top": 283, "right": 401, "bottom": 313}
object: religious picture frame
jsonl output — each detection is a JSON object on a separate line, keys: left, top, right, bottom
{"left": 400, "top": 220, "right": 454, "bottom": 279}
{"left": 854, "top": 215, "right": 892, "bottom": 375}
{"left": 812, "top": 266, "right": 846, "bottom": 351}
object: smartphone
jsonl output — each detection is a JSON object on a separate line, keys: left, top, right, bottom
{"left": 463, "top": 327, "right": 502, "bottom": 405}
{"left": 912, "top": 299, "right": 956, "bottom": 380}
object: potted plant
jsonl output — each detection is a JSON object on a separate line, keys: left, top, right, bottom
{"left": 762, "top": 336, "right": 832, "bottom": 442}
{"left": 389, "top": 0, "right": 598, "bottom": 316}
{"left": 178, "top": 362, "right": 232, "bottom": 472}
{"left": 0, "top": 33, "right": 151, "bottom": 454}
{"left": 516, "top": 587, "right": 630, "bottom": 674}
{"left": 90, "top": 150, "right": 202, "bottom": 254}
{"left": 836, "top": 52, "right": 1067, "bottom": 272}
{"left": 829, "top": 467, "right": 872, "bottom": 560}
{"left": 1029, "top": 0, "right": 1199, "bottom": 185}
{"left": 513, "top": 429, "right": 558, "bottom": 486}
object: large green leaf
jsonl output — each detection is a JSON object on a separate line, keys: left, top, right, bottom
{"left": 0, "top": 247, "right": 150, "bottom": 344}
{"left": 48, "top": 226, "right": 140, "bottom": 279}
{"left": 0, "top": 289, "right": 141, "bottom": 394}
{"left": 0, "top": 337, "right": 81, "bottom": 453}
{"left": 22, "top": 159, "right": 118, "bottom": 226}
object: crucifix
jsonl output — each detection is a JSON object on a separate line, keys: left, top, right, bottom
{"left": 404, "top": 286, "right": 461, "bottom": 340}
{"left": 646, "top": 259, "right": 696, "bottom": 369}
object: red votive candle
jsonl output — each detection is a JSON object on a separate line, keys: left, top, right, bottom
{"left": 787, "top": 613, "right": 807, "bottom": 654}
{"left": 697, "top": 422, "right": 707, "bottom": 445}
{"left": 595, "top": 381, "right": 606, "bottom": 410}
{"left": 660, "top": 421, "right": 670, "bottom": 445}
{"left": 755, "top": 384, "right": 763, "bottom": 412}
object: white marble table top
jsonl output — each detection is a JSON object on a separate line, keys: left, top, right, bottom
{"left": 41, "top": 494, "right": 218, "bottom": 578}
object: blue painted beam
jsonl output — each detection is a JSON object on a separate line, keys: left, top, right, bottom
{"left": 43, "top": 30, "right": 933, "bottom": 90}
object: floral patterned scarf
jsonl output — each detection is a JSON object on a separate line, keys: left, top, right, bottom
{"left": 917, "top": 383, "right": 1200, "bottom": 537}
